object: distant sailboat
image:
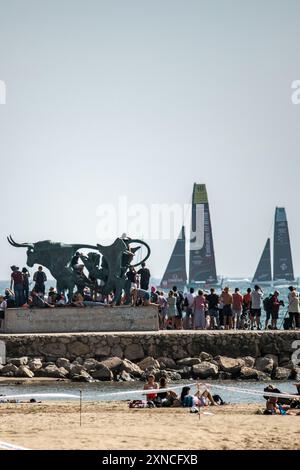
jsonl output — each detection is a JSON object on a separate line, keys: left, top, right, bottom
{"left": 189, "top": 183, "right": 218, "bottom": 285}
{"left": 252, "top": 207, "right": 295, "bottom": 285}
{"left": 252, "top": 238, "right": 272, "bottom": 284}
{"left": 273, "top": 207, "right": 294, "bottom": 283}
{"left": 160, "top": 226, "right": 187, "bottom": 289}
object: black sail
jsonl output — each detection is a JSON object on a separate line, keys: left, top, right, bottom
{"left": 189, "top": 183, "right": 217, "bottom": 284}
{"left": 252, "top": 238, "right": 272, "bottom": 283}
{"left": 273, "top": 207, "right": 294, "bottom": 281}
{"left": 160, "top": 226, "right": 187, "bottom": 289}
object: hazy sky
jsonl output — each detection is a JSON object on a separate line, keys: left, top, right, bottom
{"left": 1, "top": 0, "right": 300, "bottom": 280}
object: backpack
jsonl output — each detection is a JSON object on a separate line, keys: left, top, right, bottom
{"left": 263, "top": 296, "right": 273, "bottom": 312}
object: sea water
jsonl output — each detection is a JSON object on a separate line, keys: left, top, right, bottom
{"left": 0, "top": 379, "right": 297, "bottom": 404}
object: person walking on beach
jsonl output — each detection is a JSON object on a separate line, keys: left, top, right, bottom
{"left": 232, "top": 287, "right": 243, "bottom": 329}
{"left": 193, "top": 290, "right": 207, "bottom": 330}
{"left": 137, "top": 262, "right": 151, "bottom": 291}
{"left": 222, "top": 287, "right": 233, "bottom": 330}
{"left": 250, "top": 285, "right": 263, "bottom": 330}
{"left": 10, "top": 265, "right": 24, "bottom": 307}
{"left": 288, "top": 286, "right": 300, "bottom": 329}
{"left": 33, "top": 266, "right": 47, "bottom": 295}
{"left": 22, "top": 267, "right": 30, "bottom": 304}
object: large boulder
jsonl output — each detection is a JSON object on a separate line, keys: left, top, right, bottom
{"left": 293, "top": 367, "right": 300, "bottom": 381}
{"left": 137, "top": 357, "right": 160, "bottom": 371}
{"left": 91, "top": 365, "right": 113, "bottom": 381}
{"left": 157, "top": 370, "right": 182, "bottom": 381}
{"left": 176, "top": 357, "right": 201, "bottom": 367}
{"left": 69, "top": 364, "right": 85, "bottom": 377}
{"left": 71, "top": 370, "right": 93, "bottom": 382}
{"left": 256, "top": 371, "right": 271, "bottom": 381}
{"left": 122, "top": 359, "right": 143, "bottom": 377}
{"left": 216, "top": 356, "right": 244, "bottom": 376}
{"left": 44, "top": 364, "right": 69, "bottom": 378}
{"left": 56, "top": 358, "right": 71, "bottom": 371}
{"left": 118, "top": 370, "right": 134, "bottom": 382}
{"left": 157, "top": 357, "right": 177, "bottom": 369}
{"left": 124, "top": 344, "right": 144, "bottom": 361}
{"left": 1, "top": 364, "right": 18, "bottom": 376}
{"left": 99, "top": 357, "right": 124, "bottom": 372}
{"left": 273, "top": 367, "right": 292, "bottom": 380}
{"left": 239, "top": 367, "right": 259, "bottom": 380}
{"left": 255, "top": 357, "right": 274, "bottom": 374}
{"left": 218, "top": 372, "right": 232, "bottom": 380}
{"left": 8, "top": 357, "right": 28, "bottom": 367}
{"left": 199, "top": 352, "right": 213, "bottom": 362}
{"left": 264, "top": 354, "right": 279, "bottom": 368}
{"left": 28, "top": 358, "right": 43, "bottom": 372}
{"left": 82, "top": 358, "right": 102, "bottom": 372}
{"left": 15, "top": 365, "right": 34, "bottom": 378}
{"left": 242, "top": 356, "right": 255, "bottom": 368}
{"left": 192, "top": 361, "right": 218, "bottom": 379}
{"left": 175, "top": 366, "right": 192, "bottom": 379}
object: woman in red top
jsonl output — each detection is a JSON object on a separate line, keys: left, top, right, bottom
{"left": 143, "top": 374, "right": 158, "bottom": 402}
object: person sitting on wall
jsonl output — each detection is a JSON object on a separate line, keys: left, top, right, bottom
{"left": 131, "top": 287, "right": 150, "bottom": 306}
{"left": 0, "top": 295, "right": 7, "bottom": 329}
{"left": 56, "top": 294, "right": 67, "bottom": 307}
{"left": 47, "top": 287, "right": 57, "bottom": 305}
{"left": 31, "top": 290, "right": 54, "bottom": 308}
{"left": 4, "top": 288, "right": 15, "bottom": 308}
{"left": 71, "top": 292, "right": 85, "bottom": 307}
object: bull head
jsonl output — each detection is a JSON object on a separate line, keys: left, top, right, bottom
{"left": 7, "top": 235, "right": 35, "bottom": 267}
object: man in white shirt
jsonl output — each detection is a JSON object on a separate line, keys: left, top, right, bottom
{"left": 250, "top": 285, "right": 264, "bottom": 330}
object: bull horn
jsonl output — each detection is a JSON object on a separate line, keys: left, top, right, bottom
{"left": 7, "top": 235, "right": 33, "bottom": 249}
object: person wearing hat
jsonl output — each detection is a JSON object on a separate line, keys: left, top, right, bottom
{"left": 10, "top": 265, "right": 24, "bottom": 307}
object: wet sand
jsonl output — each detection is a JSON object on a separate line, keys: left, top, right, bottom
{"left": 0, "top": 401, "right": 299, "bottom": 450}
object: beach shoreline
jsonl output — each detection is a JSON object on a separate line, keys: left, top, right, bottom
{"left": 0, "top": 401, "right": 299, "bottom": 450}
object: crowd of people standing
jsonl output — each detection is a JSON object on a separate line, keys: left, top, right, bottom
{"left": 154, "top": 284, "right": 300, "bottom": 331}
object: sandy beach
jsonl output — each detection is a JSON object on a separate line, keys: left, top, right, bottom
{"left": 0, "top": 401, "right": 299, "bottom": 450}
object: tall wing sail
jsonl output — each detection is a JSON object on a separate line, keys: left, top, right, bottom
{"left": 160, "top": 226, "right": 187, "bottom": 289}
{"left": 252, "top": 238, "right": 272, "bottom": 283}
{"left": 189, "top": 183, "right": 217, "bottom": 284}
{"left": 273, "top": 207, "right": 294, "bottom": 281}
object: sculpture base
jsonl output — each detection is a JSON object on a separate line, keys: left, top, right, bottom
{"left": 0, "top": 305, "right": 159, "bottom": 334}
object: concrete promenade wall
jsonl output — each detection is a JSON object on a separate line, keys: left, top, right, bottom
{"left": 0, "top": 305, "right": 159, "bottom": 334}
{"left": 0, "top": 331, "right": 299, "bottom": 362}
